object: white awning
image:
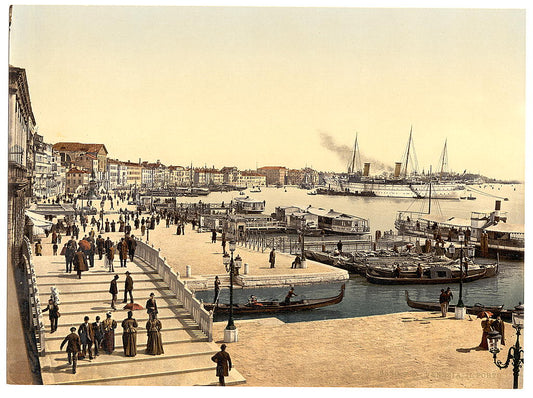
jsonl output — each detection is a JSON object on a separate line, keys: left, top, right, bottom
{"left": 441, "top": 217, "right": 472, "bottom": 228}
{"left": 25, "top": 210, "right": 54, "bottom": 229}
{"left": 485, "top": 222, "right": 524, "bottom": 234}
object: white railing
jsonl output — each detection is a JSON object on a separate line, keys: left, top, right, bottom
{"left": 22, "top": 236, "right": 46, "bottom": 355}
{"left": 135, "top": 241, "right": 213, "bottom": 341}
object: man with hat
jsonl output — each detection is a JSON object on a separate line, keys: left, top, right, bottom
{"left": 109, "top": 274, "right": 119, "bottom": 310}
{"left": 78, "top": 315, "right": 95, "bottom": 360}
{"left": 146, "top": 293, "right": 158, "bottom": 317}
{"left": 123, "top": 271, "right": 134, "bottom": 304}
{"left": 92, "top": 315, "right": 104, "bottom": 356}
{"left": 211, "top": 344, "right": 232, "bottom": 386}
{"left": 60, "top": 327, "right": 81, "bottom": 374}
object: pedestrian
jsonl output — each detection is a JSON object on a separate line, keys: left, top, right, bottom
{"left": 269, "top": 248, "right": 276, "bottom": 268}
{"left": 444, "top": 287, "right": 453, "bottom": 314}
{"left": 211, "top": 229, "right": 217, "bottom": 243}
{"left": 141, "top": 224, "right": 146, "bottom": 237}
{"left": 492, "top": 316, "right": 506, "bottom": 346}
{"left": 284, "top": 286, "right": 297, "bottom": 305}
{"left": 106, "top": 242, "right": 116, "bottom": 272}
{"left": 439, "top": 289, "right": 447, "bottom": 317}
{"left": 73, "top": 248, "right": 89, "bottom": 279}
{"left": 60, "top": 327, "right": 81, "bottom": 374}
{"left": 35, "top": 240, "right": 43, "bottom": 256}
{"left": 177, "top": 224, "right": 181, "bottom": 235}
{"left": 118, "top": 238, "right": 128, "bottom": 267}
{"left": 96, "top": 235, "right": 105, "bottom": 260}
{"left": 110, "top": 274, "right": 119, "bottom": 310}
{"left": 42, "top": 298, "right": 60, "bottom": 333}
{"left": 101, "top": 311, "right": 117, "bottom": 354}
{"left": 53, "top": 242, "right": 58, "bottom": 256}
{"left": 87, "top": 238, "right": 95, "bottom": 268}
{"left": 128, "top": 235, "right": 137, "bottom": 262}
{"left": 146, "top": 292, "right": 158, "bottom": 317}
{"left": 123, "top": 271, "right": 134, "bottom": 304}
{"left": 92, "top": 315, "right": 104, "bottom": 357}
{"left": 291, "top": 255, "right": 301, "bottom": 269}
{"left": 337, "top": 240, "right": 343, "bottom": 253}
{"left": 213, "top": 276, "right": 221, "bottom": 303}
{"left": 145, "top": 313, "right": 164, "bottom": 355}
{"left": 211, "top": 344, "right": 232, "bottom": 386}
{"left": 121, "top": 311, "right": 138, "bottom": 357}
{"left": 478, "top": 312, "right": 494, "bottom": 350}
{"left": 78, "top": 315, "right": 94, "bottom": 360}
{"left": 52, "top": 230, "right": 58, "bottom": 244}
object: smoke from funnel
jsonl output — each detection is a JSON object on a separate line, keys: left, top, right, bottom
{"left": 318, "top": 131, "right": 393, "bottom": 172}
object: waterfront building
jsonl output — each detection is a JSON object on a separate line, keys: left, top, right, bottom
{"left": 220, "top": 166, "right": 240, "bottom": 185}
{"left": 257, "top": 166, "right": 287, "bottom": 186}
{"left": 65, "top": 168, "right": 91, "bottom": 194}
{"left": 237, "top": 171, "right": 267, "bottom": 188}
{"left": 194, "top": 167, "right": 224, "bottom": 186}
{"left": 33, "top": 134, "right": 54, "bottom": 199}
{"left": 123, "top": 160, "right": 142, "bottom": 188}
{"left": 141, "top": 160, "right": 167, "bottom": 189}
{"left": 287, "top": 168, "right": 305, "bottom": 186}
{"left": 50, "top": 148, "right": 66, "bottom": 196}
{"left": 8, "top": 64, "right": 37, "bottom": 263}
{"left": 107, "top": 158, "right": 130, "bottom": 190}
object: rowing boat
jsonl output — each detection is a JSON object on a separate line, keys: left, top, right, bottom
{"left": 365, "top": 267, "right": 487, "bottom": 285}
{"left": 203, "top": 284, "right": 345, "bottom": 314}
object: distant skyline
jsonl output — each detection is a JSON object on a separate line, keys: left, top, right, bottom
{"left": 8, "top": 5, "right": 526, "bottom": 180}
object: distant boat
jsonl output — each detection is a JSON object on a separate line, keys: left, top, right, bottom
{"left": 307, "top": 190, "right": 317, "bottom": 195}
{"left": 249, "top": 186, "right": 261, "bottom": 193}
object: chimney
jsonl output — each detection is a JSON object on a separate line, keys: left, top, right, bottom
{"left": 363, "top": 163, "right": 371, "bottom": 176}
{"left": 394, "top": 162, "right": 402, "bottom": 178}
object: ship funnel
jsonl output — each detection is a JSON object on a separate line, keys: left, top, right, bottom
{"left": 394, "top": 162, "right": 402, "bottom": 177}
{"left": 363, "top": 163, "right": 371, "bottom": 176}
{"left": 495, "top": 200, "right": 501, "bottom": 211}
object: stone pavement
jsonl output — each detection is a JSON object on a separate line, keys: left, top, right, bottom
{"left": 33, "top": 253, "right": 246, "bottom": 386}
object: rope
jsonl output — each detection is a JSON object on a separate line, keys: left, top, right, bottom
{"left": 464, "top": 186, "right": 508, "bottom": 200}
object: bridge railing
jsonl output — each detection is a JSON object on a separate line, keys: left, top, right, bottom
{"left": 135, "top": 241, "right": 213, "bottom": 341}
{"left": 22, "top": 236, "right": 46, "bottom": 356}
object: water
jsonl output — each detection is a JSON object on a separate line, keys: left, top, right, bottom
{"left": 190, "top": 184, "right": 525, "bottom": 322}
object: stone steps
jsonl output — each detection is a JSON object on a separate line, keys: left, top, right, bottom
{"left": 34, "top": 255, "right": 246, "bottom": 386}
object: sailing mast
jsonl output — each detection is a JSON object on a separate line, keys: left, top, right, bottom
{"left": 438, "top": 139, "right": 449, "bottom": 181}
{"left": 348, "top": 132, "right": 361, "bottom": 174}
{"left": 403, "top": 126, "right": 412, "bottom": 178}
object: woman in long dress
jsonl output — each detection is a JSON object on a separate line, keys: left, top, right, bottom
{"left": 145, "top": 313, "right": 164, "bottom": 355}
{"left": 121, "top": 310, "right": 138, "bottom": 357}
{"left": 101, "top": 312, "right": 117, "bottom": 354}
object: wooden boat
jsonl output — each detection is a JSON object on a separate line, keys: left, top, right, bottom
{"left": 404, "top": 291, "right": 513, "bottom": 320}
{"left": 203, "top": 284, "right": 345, "bottom": 314}
{"left": 365, "top": 267, "right": 487, "bottom": 285}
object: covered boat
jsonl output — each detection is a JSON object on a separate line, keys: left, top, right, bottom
{"left": 365, "top": 267, "right": 487, "bottom": 285}
{"left": 203, "top": 284, "right": 345, "bottom": 314}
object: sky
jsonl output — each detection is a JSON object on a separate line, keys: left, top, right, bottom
{"left": 7, "top": 3, "right": 527, "bottom": 180}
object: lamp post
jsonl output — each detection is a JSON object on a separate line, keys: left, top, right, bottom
{"left": 487, "top": 304, "right": 524, "bottom": 389}
{"left": 222, "top": 240, "right": 241, "bottom": 342}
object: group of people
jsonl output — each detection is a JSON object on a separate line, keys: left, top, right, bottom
{"left": 438, "top": 287, "right": 454, "bottom": 317}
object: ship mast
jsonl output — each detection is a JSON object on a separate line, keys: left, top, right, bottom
{"left": 403, "top": 126, "right": 412, "bottom": 178}
{"left": 438, "top": 139, "right": 449, "bottom": 181}
{"left": 347, "top": 132, "right": 362, "bottom": 174}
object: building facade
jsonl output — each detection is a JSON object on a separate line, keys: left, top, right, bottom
{"left": 257, "top": 166, "right": 287, "bottom": 186}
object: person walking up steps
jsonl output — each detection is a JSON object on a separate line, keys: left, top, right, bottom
{"left": 60, "top": 327, "right": 81, "bottom": 374}
{"left": 123, "top": 271, "right": 134, "bottom": 304}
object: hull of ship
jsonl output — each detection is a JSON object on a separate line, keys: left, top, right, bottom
{"left": 323, "top": 180, "right": 464, "bottom": 199}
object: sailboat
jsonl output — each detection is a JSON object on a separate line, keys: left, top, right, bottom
{"left": 321, "top": 130, "right": 466, "bottom": 199}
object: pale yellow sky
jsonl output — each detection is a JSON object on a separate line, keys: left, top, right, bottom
{"left": 8, "top": 4, "right": 526, "bottom": 180}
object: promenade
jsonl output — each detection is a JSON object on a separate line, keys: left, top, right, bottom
{"left": 31, "top": 200, "right": 522, "bottom": 388}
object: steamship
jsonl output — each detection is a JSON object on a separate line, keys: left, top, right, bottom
{"left": 320, "top": 130, "right": 466, "bottom": 199}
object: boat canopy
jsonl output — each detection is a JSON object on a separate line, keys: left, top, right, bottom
{"left": 307, "top": 207, "right": 366, "bottom": 221}
{"left": 485, "top": 222, "right": 524, "bottom": 234}
{"left": 440, "top": 217, "right": 472, "bottom": 228}
{"left": 420, "top": 214, "right": 451, "bottom": 224}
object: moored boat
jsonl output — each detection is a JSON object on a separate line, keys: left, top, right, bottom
{"left": 365, "top": 267, "right": 487, "bottom": 285}
{"left": 404, "top": 291, "right": 513, "bottom": 320}
{"left": 203, "top": 284, "right": 345, "bottom": 314}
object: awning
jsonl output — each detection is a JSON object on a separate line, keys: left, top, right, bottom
{"left": 485, "top": 222, "right": 524, "bottom": 234}
{"left": 440, "top": 217, "right": 472, "bottom": 228}
{"left": 420, "top": 214, "right": 452, "bottom": 224}
{"left": 25, "top": 210, "right": 54, "bottom": 229}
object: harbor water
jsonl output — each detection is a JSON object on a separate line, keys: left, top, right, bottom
{"left": 190, "top": 184, "right": 524, "bottom": 322}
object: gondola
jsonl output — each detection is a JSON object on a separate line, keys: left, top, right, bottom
{"left": 365, "top": 268, "right": 487, "bottom": 285}
{"left": 404, "top": 291, "right": 513, "bottom": 321}
{"left": 203, "top": 284, "right": 345, "bottom": 314}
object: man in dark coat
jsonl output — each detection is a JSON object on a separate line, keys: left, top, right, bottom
{"left": 60, "top": 327, "right": 81, "bottom": 374}
{"left": 73, "top": 248, "right": 89, "bottom": 279}
{"left": 123, "top": 271, "right": 134, "bottom": 304}
{"left": 92, "top": 315, "right": 105, "bottom": 356}
{"left": 65, "top": 237, "right": 77, "bottom": 273}
{"left": 42, "top": 298, "right": 60, "bottom": 333}
{"left": 110, "top": 274, "right": 119, "bottom": 310}
{"left": 127, "top": 235, "right": 137, "bottom": 262}
{"left": 269, "top": 248, "right": 276, "bottom": 268}
{"left": 78, "top": 315, "right": 95, "bottom": 360}
{"left": 213, "top": 276, "right": 221, "bottom": 303}
{"left": 211, "top": 344, "right": 232, "bottom": 386}
{"left": 96, "top": 235, "right": 105, "bottom": 260}
{"left": 117, "top": 238, "right": 128, "bottom": 267}
{"left": 146, "top": 292, "right": 158, "bottom": 317}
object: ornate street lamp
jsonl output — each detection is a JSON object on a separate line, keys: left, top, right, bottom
{"left": 222, "top": 240, "right": 241, "bottom": 342}
{"left": 487, "top": 304, "right": 524, "bottom": 389}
